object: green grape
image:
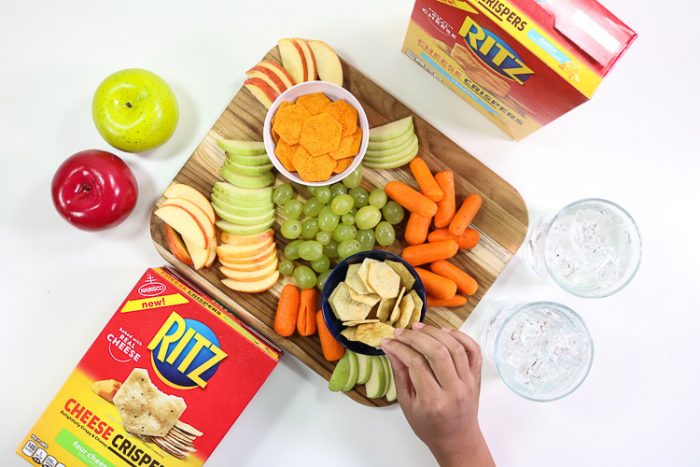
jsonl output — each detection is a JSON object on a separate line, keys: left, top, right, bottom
{"left": 303, "top": 198, "right": 324, "bottom": 217}
{"left": 318, "top": 207, "right": 340, "bottom": 232}
{"left": 375, "top": 221, "right": 396, "bottom": 246}
{"left": 272, "top": 184, "right": 294, "bottom": 205}
{"left": 357, "top": 229, "right": 376, "bottom": 251}
{"left": 315, "top": 187, "right": 331, "bottom": 204}
{"left": 293, "top": 265, "right": 317, "bottom": 289}
{"left": 341, "top": 213, "right": 355, "bottom": 225}
{"left": 284, "top": 239, "right": 304, "bottom": 260}
{"left": 280, "top": 219, "right": 302, "bottom": 239}
{"left": 369, "top": 189, "right": 388, "bottom": 209}
{"left": 315, "top": 230, "right": 332, "bottom": 246}
{"left": 337, "top": 239, "right": 361, "bottom": 259}
{"left": 317, "top": 270, "right": 332, "bottom": 291}
{"left": 342, "top": 166, "right": 363, "bottom": 189}
{"left": 355, "top": 206, "right": 382, "bottom": 230}
{"left": 333, "top": 224, "right": 357, "bottom": 242}
{"left": 307, "top": 186, "right": 321, "bottom": 197}
{"left": 283, "top": 199, "right": 304, "bottom": 219}
{"left": 349, "top": 208, "right": 357, "bottom": 215}
{"left": 311, "top": 255, "right": 330, "bottom": 273}
{"left": 382, "top": 201, "right": 405, "bottom": 225}
{"left": 301, "top": 218, "right": 320, "bottom": 239}
{"left": 331, "top": 194, "right": 354, "bottom": 215}
{"left": 349, "top": 187, "right": 369, "bottom": 209}
{"left": 324, "top": 240, "right": 339, "bottom": 259}
{"left": 330, "top": 183, "right": 348, "bottom": 198}
{"left": 299, "top": 240, "right": 323, "bottom": 261}
{"left": 279, "top": 258, "right": 295, "bottom": 276}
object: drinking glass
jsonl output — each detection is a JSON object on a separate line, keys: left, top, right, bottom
{"left": 524, "top": 198, "right": 642, "bottom": 298}
{"left": 481, "top": 301, "right": 593, "bottom": 401}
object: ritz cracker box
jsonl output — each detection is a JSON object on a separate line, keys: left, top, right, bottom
{"left": 403, "top": 0, "right": 637, "bottom": 139}
{"left": 17, "top": 267, "right": 281, "bottom": 467}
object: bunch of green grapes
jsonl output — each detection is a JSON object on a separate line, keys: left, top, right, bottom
{"left": 272, "top": 167, "right": 404, "bottom": 290}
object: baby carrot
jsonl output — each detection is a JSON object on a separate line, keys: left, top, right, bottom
{"left": 297, "top": 288, "right": 318, "bottom": 336}
{"left": 415, "top": 268, "right": 457, "bottom": 300}
{"left": 385, "top": 181, "right": 438, "bottom": 218}
{"left": 431, "top": 260, "right": 478, "bottom": 296}
{"left": 274, "top": 284, "right": 300, "bottom": 337}
{"left": 405, "top": 213, "right": 432, "bottom": 245}
{"left": 427, "top": 295, "right": 467, "bottom": 307}
{"left": 433, "top": 171, "right": 455, "bottom": 228}
{"left": 449, "top": 194, "right": 482, "bottom": 235}
{"left": 428, "top": 228, "right": 480, "bottom": 250}
{"left": 409, "top": 157, "right": 444, "bottom": 202}
{"left": 402, "top": 239, "right": 459, "bottom": 266}
{"left": 316, "top": 310, "right": 345, "bottom": 361}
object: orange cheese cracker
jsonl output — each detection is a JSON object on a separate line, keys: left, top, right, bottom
{"left": 299, "top": 113, "right": 343, "bottom": 157}
{"left": 274, "top": 139, "right": 297, "bottom": 172}
{"left": 272, "top": 103, "right": 312, "bottom": 145}
{"left": 329, "top": 128, "right": 362, "bottom": 160}
{"left": 324, "top": 100, "right": 359, "bottom": 137}
{"left": 297, "top": 92, "right": 332, "bottom": 115}
{"left": 333, "top": 157, "right": 353, "bottom": 174}
{"left": 294, "top": 153, "right": 337, "bottom": 182}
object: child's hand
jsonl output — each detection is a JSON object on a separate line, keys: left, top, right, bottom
{"left": 381, "top": 323, "right": 494, "bottom": 467}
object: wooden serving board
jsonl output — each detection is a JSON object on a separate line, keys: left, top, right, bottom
{"left": 150, "top": 46, "right": 528, "bottom": 407}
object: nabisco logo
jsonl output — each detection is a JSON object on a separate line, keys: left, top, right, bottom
{"left": 139, "top": 275, "right": 166, "bottom": 297}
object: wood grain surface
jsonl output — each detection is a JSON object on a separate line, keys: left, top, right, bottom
{"left": 150, "top": 46, "right": 528, "bottom": 407}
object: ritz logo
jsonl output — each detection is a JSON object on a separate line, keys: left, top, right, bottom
{"left": 459, "top": 17, "right": 534, "bottom": 85}
{"left": 147, "top": 312, "right": 228, "bottom": 389}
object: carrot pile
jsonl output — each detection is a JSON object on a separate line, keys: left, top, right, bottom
{"left": 392, "top": 156, "right": 483, "bottom": 308}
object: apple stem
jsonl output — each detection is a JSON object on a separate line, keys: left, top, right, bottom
{"left": 81, "top": 183, "right": 92, "bottom": 193}
{"left": 125, "top": 102, "right": 132, "bottom": 108}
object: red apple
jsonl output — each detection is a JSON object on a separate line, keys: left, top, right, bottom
{"left": 51, "top": 150, "right": 138, "bottom": 230}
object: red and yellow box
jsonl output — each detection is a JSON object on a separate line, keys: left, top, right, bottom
{"left": 17, "top": 267, "right": 281, "bottom": 466}
{"left": 403, "top": 0, "right": 636, "bottom": 139}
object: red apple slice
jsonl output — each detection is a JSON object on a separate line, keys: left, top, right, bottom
{"left": 278, "top": 38, "right": 306, "bottom": 84}
{"left": 220, "top": 257, "right": 279, "bottom": 282}
{"left": 293, "top": 39, "right": 317, "bottom": 81}
{"left": 246, "top": 66, "right": 287, "bottom": 94}
{"left": 221, "top": 270, "right": 280, "bottom": 293}
{"left": 161, "top": 198, "right": 215, "bottom": 240}
{"left": 183, "top": 236, "right": 209, "bottom": 270}
{"left": 220, "top": 228, "right": 274, "bottom": 246}
{"left": 163, "top": 183, "right": 215, "bottom": 224}
{"left": 219, "top": 253, "right": 277, "bottom": 272}
{"left": 155, "top": 205, "right": 208, "bottom": 249}
{"left": 307, "top": 40, "right": 343, "bottom": 86}
{"left": 255, "top": 60, "right": 294, "bottom": 90}
{"left": 205, "top": 239, "right": 217, "bottom": 267}
{"left": 216, "top": 237, "right": 274, "bottom": 259}
{"left": 164, "top": 224, "right": 193, "bottom": 266}
{"left": 218, "top": 242, "right": 277, "bottom": 265}
{"left": 244, "top": 77, "right": 279, "bottom": 109}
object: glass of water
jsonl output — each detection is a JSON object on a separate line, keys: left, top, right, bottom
{"left": 524, "top": 198, "right": 642, "bottom": 298}
{"left": 481, "top": 301, "right": 593, "bottom": 401}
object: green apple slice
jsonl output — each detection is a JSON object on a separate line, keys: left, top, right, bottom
{"left": 365, "top": 134, "right": 417, "bottom": 159}
{"left": 216, "top": 139, "right": 266, "bottom": 156}
{"left": 221, "top": 168, "right": 275, "bottom": 189}
{"left": 369, "top": 116, "right": 414, "bottom": 142}
{"left": 365, "top": 356, "right": 388, "bottom": 399}
{"left": 213, "top": 206, "right": 274, "bottom": 225}
{"left": 226, "top": 153, "right": 272, "bottom": 167}
{"left": 384, "top": 357, "right": 396, "bottom": 402}
{"left": 363, "top": 138, "right": 419, "bottom": 169}
{"left": 211, "top": 194, "right": 274, "bottom": 217}
{"left": 356, "top": 353, "right": 372, "bottom": 385}
{"left": 378, "top": 356, "right": 391, "bottom": 398}
{"left": 216, "top": 219, "right": 275, "bottom": 236}
{"left": 329, "top": 353, "right": 351, "bottom": 392}
{"left": 342, "top": 351, "right": 359, "bottom": 392}
{"left": 367, "top": 125, "right": 415, "bottom": 152}
{"left": 212, "top": 182, "right": 272, "bottom": 203}
{"left": 223, "top": 160, "right": 274, "bottom": 177}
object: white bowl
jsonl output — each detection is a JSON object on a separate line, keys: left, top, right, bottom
{"left": 263, "top": 81, "right": 369, "bottom": 187}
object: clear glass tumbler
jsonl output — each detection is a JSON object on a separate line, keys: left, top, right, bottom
{"left": 481, "top": 301, "right": 593, "bottom": 402}
{"left": 524, "top": 198, "right": 642, "bottom": 298}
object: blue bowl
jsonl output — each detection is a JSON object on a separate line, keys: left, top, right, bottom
{"left": 321, "top": 250, "right": 427, "bottom": 356}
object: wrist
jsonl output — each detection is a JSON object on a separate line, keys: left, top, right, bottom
{"left": 430, "top": 428, "right": 493, "bottom": 467}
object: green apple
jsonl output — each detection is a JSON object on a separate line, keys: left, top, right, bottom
{"left": 221, "top": 168, "right": 275, "bottom": 189}
{"left": 365, "top": 356, "right": 388, "bottom": 398}
{"left": 227, "top": 154, "right": 272, "bottom": 167}
{"left": 367, "top": 125, "right": 415, "bottom": 151}
{"left": 223, "top": 160, "right": 273, "bottom": 177}
{"left": 92, "top": 68, "right": 178, "bottom": 152}
{"left": 329, "top": 353, "right": 351, "bottom": 392}
{"left": 365, "top": 134, "right": 418, "bottom": 159}
{"left": 216, "top": 219, "right": 274, "bottom": 236}
{"left": 217, "top": 139, "right": 266, "bottom": 156}
{"left": 341, "top": 351, "right": 359, "bottom": 392}
{"left": 212, "top": 182, "right": 272, "bottom": 203}
{"left": 385, "top": 360, "right": 396, "bottom": 402}
{"left": 363, "top": 138, "right": 419, "bottom": 169}
{"left": 356, "top": 353, "right": 372, "bottom": 385}
{"left": 213, "top": 205, "right": 274, "bottom": 226}
{"left": 369, "top": 116, "right": 413, "bottom": 142}
{"left": 211, "top": 193, "right": 273, "bottom": 216}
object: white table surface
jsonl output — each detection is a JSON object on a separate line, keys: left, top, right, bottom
{"left": 2, "top": 0, "right": 698, "bottom": 465}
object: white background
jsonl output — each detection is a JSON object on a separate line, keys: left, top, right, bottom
{"left": 1, "top": 0, "right": 698, "bottom": 466}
